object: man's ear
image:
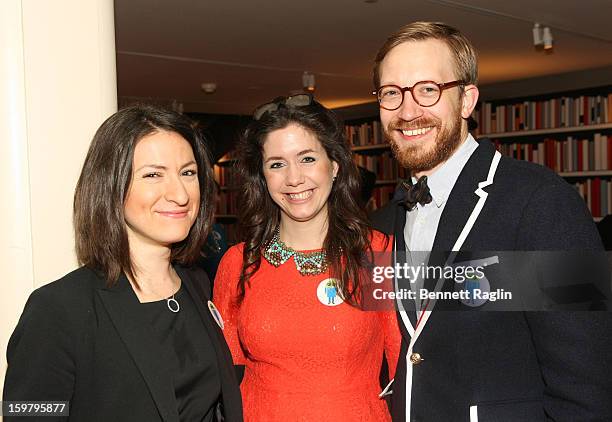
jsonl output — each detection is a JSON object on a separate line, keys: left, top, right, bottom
{"left": 460, "top": 84, "right": 479, "bottom": 119}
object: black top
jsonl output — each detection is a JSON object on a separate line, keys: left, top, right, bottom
{"left": 140, "top": 285, "right": 221, "bottom": 422}
{"left": 4, "top": 265, "right": 243, "bottom": 422}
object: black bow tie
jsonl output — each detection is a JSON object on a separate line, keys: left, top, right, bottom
{"left": 400, "top": 176, "right": 432, "bottom": 211}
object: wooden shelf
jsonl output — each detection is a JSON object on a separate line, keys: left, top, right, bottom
{"left": 559, "top": 170, "right": 612, "bottom": 178}
{"left": 478, "top": 123, "right": 612, "bottom": 139}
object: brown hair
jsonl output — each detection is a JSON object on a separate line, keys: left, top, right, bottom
{"left": 236, "top": 100, "right": 378, "bottom": 305}
{"left": 373, "top": 21, "right": 478, "bottom": 88}
{"left": 73, "top": 105, "right": 214, "bottom": 286}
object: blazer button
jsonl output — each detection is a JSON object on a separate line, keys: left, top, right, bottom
{"left": 410, "top": 352, "right": 424, "bottom": 365}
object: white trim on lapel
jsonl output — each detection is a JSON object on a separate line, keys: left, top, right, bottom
{"left": 470, "top": 405, "right": 479, "bottom": 422}
{"left": 393, "top": 237, "right": 415, "bottom": 338}
{"left": 452, "top": 150, "right": 502, "bottom": 252}
{"left": 392, "top": 237, "right": 416, "bottom": 422}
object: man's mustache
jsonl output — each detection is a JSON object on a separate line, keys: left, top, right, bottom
{"left": 388, "top": 117, "right": 440, "bottom": 131}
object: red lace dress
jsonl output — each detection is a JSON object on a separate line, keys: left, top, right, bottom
{"left": 213, "top": 231, "right": 401, "bottom": 421}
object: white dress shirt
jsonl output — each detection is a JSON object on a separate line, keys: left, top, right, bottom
{"left": 403, "top": 133, "right": 479, "bottom": 311}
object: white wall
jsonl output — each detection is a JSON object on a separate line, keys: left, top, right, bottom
{"left": 0, "top": 0, "right": 117, "bottom": 399}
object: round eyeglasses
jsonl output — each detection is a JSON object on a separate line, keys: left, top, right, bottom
{"left": 373, "top": 80, "right": 464, "bottom": 110}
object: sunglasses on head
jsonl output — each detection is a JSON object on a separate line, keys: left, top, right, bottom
{"left": 253, "top": 94, "right": 314, "bottom": 120}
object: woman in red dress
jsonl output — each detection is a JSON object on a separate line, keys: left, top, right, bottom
{"left": 214, "top": 95, "right": 401, "bottom": 421}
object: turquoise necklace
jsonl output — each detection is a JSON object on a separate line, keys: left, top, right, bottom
{"left": 262, "top": 228, "right": 328, "bottom": 276}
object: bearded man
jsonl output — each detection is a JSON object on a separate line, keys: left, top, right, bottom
{"left": 370, "top": 22, "right": 611, "bottom": 422}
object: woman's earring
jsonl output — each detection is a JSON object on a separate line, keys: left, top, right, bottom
{"left": 332, "top": 175, "right": 337, "bottom": 183}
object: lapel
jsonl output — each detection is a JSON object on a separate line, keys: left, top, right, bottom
{"left": 421, "top": 139, "right": 498, "bottom": 308}
{"left": 177, "top": 266, "right": 243, "bottom": 422}
{"left": 431, "top": 139, "right": 497, "bottom": 252}
{"left": 97, "top": 275, "right": 179, "bottom": 422}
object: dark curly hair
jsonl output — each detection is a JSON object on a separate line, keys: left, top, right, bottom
{"left": 235, "top": 99, "right": 377, "bottom": 305}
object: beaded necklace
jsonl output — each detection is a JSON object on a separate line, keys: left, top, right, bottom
{"left": 262, "top": 228, "right": 328, "bottom": 276}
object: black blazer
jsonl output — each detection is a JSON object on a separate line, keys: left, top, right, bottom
{"left": 3, "top": 265, "right": 243, "bottom": 422}
{"left": 372, "top": 139, "right": 612, "bottom": 422}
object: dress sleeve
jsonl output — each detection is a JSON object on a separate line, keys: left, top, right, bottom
{"left": 370, "top": 230, "right": 401, "bottom": 379}
{"left": 213, "top": 244, "right": 247, "bottom": 365}
{"left": 4, "top": 288, "right": 76, "bottom": 421}
{"left": 379, "top": 311, "right": 401, "bottom": 379}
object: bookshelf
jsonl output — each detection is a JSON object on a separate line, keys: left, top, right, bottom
{"left": 344, "top": 117, "right": 402, "bottom": 210}
{"left": 475, "top": 87, "right": 612, "bottom": 218}
{"left": 213, "top": 154, "right": 239, "bottom": 243}
{"left": 477, "top": 123, "right": 612, "bottom": 139}
{"left": 344, "top": 86, "right": 612, "bottom": 218}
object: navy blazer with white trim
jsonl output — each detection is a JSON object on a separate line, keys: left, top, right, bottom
{"left": 372, "top": 139, "right": 612, "bottom": 422}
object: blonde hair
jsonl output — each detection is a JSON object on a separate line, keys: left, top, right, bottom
{"left": 373, "top": 21, "right": 478, "bottom": 88}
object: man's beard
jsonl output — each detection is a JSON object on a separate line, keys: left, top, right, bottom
{"left": 385, "top": 111, "right": 464, "bottom": 174}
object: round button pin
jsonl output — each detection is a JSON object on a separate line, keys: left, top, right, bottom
{"left": 316, "top": 278, "right": 344, "bottom": 307}
{"left": 207, "top": 300, "right": 224, "bottom": 330}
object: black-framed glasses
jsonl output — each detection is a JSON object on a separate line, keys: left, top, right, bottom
{"left": 373, "top": 80, "right": 464, "bottom": 110}
{"left": 253, "top": 94, "right": 314, "bottom": 120}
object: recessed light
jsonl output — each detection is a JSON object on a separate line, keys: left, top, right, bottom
{"left": 201, "top": 82, "right": 217, "bottom": 94}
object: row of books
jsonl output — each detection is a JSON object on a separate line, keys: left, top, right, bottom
{"left": 345, "top": 120, "right": 385, "bottom": 147}
{"left": 353, "top": 151, "right": 409, "bottom": 181}
{"left": 493, "top": 133, "right": 612, "bottom": 173}
{"left": 474, "top": 94, "right": 612, "bottom": 135}
{"left": 574, "top": 178, "right": 612, "bottom": 218}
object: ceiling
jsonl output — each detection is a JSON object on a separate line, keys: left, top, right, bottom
{"left": 114, "top": 0, "right": 612, "bottom": 116}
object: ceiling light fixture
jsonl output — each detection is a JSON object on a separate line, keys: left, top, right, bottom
{"left": 201, "top": 82, "right": 217, "bottom": 94}
{"left": 542, "top": 26, "right": 554, "bottom": 50}
{"left": 302, "top": 71, "right": 315, "bottom": 92}
{"left": 533, "top": 23, "right": 553, "bottom": 51}
{"left": 532, "top": 23, "right": 543, "bottom": 46}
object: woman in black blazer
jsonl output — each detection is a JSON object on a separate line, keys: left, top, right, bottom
{"left": 3, "top": 106, "right": 243, "bottom": 422}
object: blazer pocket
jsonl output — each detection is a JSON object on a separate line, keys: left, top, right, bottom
{"left": 471, "top": 398, "right": 545, "bottom": 422}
